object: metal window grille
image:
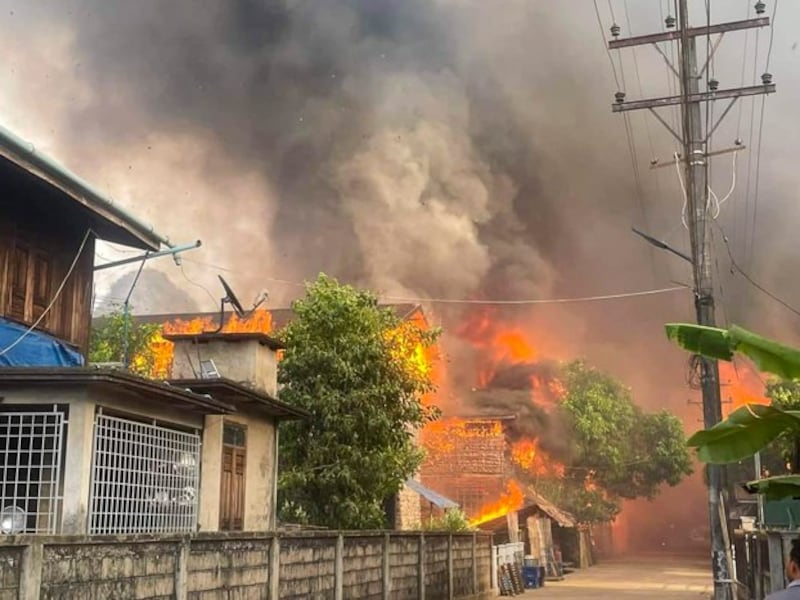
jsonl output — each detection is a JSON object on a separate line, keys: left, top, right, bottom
{"left": 89, "top": 412, "right": 200, "bottom": 535}
{"left": 0, "top": 409, "right": 65, "bottom": 534}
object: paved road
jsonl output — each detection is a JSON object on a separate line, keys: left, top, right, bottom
{"left": 525, "top": 555, "right": 712, "bottom": 599}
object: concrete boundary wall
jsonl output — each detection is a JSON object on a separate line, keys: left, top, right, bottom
{"left": 0, "top": 530, "right": 494, "bottom": 600}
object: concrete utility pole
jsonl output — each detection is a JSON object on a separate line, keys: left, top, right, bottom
{"left": 606, "top": 3, "right": 776, "bottom": 600}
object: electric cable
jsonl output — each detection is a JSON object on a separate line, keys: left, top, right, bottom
{"left": 715, "top": 222, "right": 800, "bottom": 319}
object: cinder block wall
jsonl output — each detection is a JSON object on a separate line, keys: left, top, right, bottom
{"left": 4, "top": 531, "right": 494, "bottom": 600}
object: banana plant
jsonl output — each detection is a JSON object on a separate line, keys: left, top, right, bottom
{"left": 665, "top": 323, "right": 800, "bottom": 499}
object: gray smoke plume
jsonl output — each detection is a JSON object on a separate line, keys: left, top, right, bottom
{"left": 465, "top": 357, "right": 573, "bottom": 460}
{"left": 4, "top": 0, "right": 800, "bottom": 549}
{"left": 94, "top": 269, "right": 200, "bottom": 316}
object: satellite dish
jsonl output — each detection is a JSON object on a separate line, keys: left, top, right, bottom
{"left": 219, "top": 275, "right": 246, "bottom": 318}
{"left": 203, "top": 276, "right": 268, "bottom": 334}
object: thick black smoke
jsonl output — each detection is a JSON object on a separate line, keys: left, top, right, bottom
{"left": 467, "top": 360, "right": 573, "bottom": 462}
{"left": 2, "top": 1, "right": 669, "bottom": 305}
{"left": 4, "top": 3, "right": 799, "bottom": 395}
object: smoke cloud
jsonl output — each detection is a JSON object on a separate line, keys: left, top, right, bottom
{"left": 3, "top": 0, "right": 800, "bottom": 550}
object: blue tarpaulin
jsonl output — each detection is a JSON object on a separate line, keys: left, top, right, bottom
{"left": 0, "top": 318, "right": 84, "bottom": 367}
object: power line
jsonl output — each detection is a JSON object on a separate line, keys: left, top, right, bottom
{"left": 0, "top": 230, "right": 92, "bottom": 358}
{"left": 592, "top": 0, "right": 622, "bottom": 89}
{"left": 716, "top": 222, "right": 800, "bottom": 319}
{"left": 380, "top": 286, "right": 687, "bottom": 306}
{"left": 742, "top": 24, "right": 761, "bottom": 267}
{"left": 180, "top": 254, "right": 686, "bottom": 306}
{"left": 179, "top": 263, "right": 219, "bottom": 307}
{"left": 749, "top": 0, "right": 778, "bottom": 266}
{"left": 765, "top": 0, "right": 779, "bottom": 70}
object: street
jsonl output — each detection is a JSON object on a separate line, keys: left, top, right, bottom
{"left": 529, "top": 556, "right": 712, "bottom": 599}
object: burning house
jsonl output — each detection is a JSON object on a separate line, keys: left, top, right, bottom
{"left": 0, "top": 123, "right": 308, "bottom": 536}
{"left": 419, "top": 415, "right": 512, "bottom": 520}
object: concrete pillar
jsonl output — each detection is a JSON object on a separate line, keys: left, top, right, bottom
{"left": 199, "top": 415, "right": 223, "bottom": 532}
{"left": 175, "top": 538, "right": 190, "bottom": 600}
{"left": 447, "top": 534, "right": 454, "bottom": 600}
{"left": 335, "top": 534, "right": 344, "bottom": 600}
{"left": 382, "top": 534, "right": 391, "bottom": 600}
{"left": 269, "top": 535, "right": 280, "bottom": 600}
{"left": 19, "top": 543, "right": 42, "bottom": 600}
{"left": 418, "top": 533, "right": 426, "bottom": 600}
{"left": 491, "top": 544, "right": 498, "bottom": 591}
{"left": 472, "top": 533, "right": 478, "bottom": 594}
{"left": 61, "top": 398, "right": 95, "bottom": 534}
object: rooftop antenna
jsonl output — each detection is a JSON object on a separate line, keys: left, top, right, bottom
{"left": 205, "top": 276, "right": 269, "bottom": 334}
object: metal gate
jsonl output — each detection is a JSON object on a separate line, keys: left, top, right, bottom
{"left": 89, "top": 412, "right": 200, "bottom": 534}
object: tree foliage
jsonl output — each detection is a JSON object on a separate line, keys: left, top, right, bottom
{"left": 540, "top": 361, "right": 693, "bottom": 523}
{"left": 667, "top": 323, "right": 800, "bottom": 499}
{"left": 277, "top": 274, "right": 440, "bottom": 529}
{"left": 89, "top": 307, "right": 162, "bottom": 377}
{"left": 421, "top": 508, "right": 473, "bottom": 532}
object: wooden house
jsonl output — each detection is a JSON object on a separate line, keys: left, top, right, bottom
{"left": 0, "top": 124, "right": 167, "bottom": 358}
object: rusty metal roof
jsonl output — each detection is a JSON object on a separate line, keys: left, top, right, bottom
{"left": 524, "top": 486, "right": 576, "bottom": 528}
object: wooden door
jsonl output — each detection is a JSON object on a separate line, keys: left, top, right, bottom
{"left": 219, "top": 424, "right": 246, "bottom": 531}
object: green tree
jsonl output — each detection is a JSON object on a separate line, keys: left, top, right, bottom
{"left": 536, "top": 361, "right": 693, "bottom": 523}
{"left": 89, "top": 307, "right": 162, "bottom": 377}
{"left": 277, "top": 274, "right": 440, "bottom": 529}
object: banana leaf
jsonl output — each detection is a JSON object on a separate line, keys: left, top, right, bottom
{"left": 743, "top": 475, "right": 800, "bottom": 500}
{"left": 665, "top": 323, "right": 800, "bottom": 379}
{"left": 686, "top": 404, "right": 800, "bottom": 463}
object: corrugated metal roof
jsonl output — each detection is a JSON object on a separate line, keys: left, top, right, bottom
{"left": 525, "top": 486, "right": 576, "bottom": 528}
{"left": 405, "top": 479, "right": 460, "bottom": 509}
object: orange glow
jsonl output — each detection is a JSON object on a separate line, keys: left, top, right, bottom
{"left": 421, "top": 417, "right": 504, "bottom": 454}
{"left": 510, "top": 438, "right": 566, "bottom": 477}
{"left": 511, "top": 439, "right": 537, "bottom": 470}
{"left": 146, "top": 331, "right": 174, "bottom": 380}
{"left": 162, "top": 309, "right": 273, "bottom": 336}
{"left": 470, "top": 480, "right": 525, "bottom": 526}
{"left": 719, "top": 361, "right": 768, "bottom": 415}
{"left": 146, "top": 309, "right": 276, "bottom": 379}
{"left": 495, "top": 331, "right": 537, "bottom": 362}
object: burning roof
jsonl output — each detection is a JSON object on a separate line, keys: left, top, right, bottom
{"left": 128, "top": 303, "right": 425, "bottom": 331}
{"left": 474, "top": 483, "right": 575, "bottom": 531}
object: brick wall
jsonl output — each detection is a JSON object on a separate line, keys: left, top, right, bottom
{"left": 420, "top": 418, "right": 509, "bottom": 517}
{"left": 395, "top": 484, "right": 422, "bottom": 530}
{"left": 4, "top": 531, "right": 494, "bottom": 599}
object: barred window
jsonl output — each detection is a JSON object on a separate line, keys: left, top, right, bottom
{"left": 0, "top": 408, "right": 65, "bottom": 534}
{"left": 89, "top": 412, "right": 200, "bottom": 535}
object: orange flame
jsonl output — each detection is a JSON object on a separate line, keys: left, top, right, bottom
{"left": 421, "top": 417, "right": 504, "bottom": 454}
{"left": 719, "top": 361, "right": 768, "bottom": 415}
{"left": 510, "top": 439, "right": 566, "bottom": 477}
{"left": 146, "top": 309, "right": 275, "bottom": 379}
{"left": 162, "top": 309, "right": 273, "bottom": 336}
{"left": 470, "top": 480, "right": 525, "bottom": 526}
{"left": 386, "top": 312, "right": 441, "bottom": 405}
